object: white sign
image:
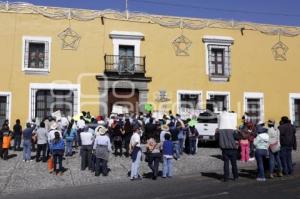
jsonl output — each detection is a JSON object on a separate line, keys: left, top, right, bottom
{"left": 51, "top": 110, "right": 62, "bottom": 120}
{"left": 112, "top": 105, "right": 129, "bottom": 114}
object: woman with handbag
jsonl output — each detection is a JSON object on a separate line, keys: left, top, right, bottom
{"left": 146, "top": 137, "right": 161, "bottom": 180}
{"left": 267, "top": 120, "right": 282, "bottom": 178}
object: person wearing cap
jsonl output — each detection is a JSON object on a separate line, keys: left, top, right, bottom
{"left": 48, "top": 122, "right": 62, "bottom": 143}
{"left": 254, "top": 122, "right": 269, "bottom": 181}
{"left": 93, "top": 126, "right": 112, "bottom": 176}
{"left": 80, "top": 125, "right": 95, "bottom": 171}
{"left": 129, "top": 126, "right": 142, "bottom": 180}
{"left": 278, "top": 116, "right": 296, "bottom": 175}
{"left": 267, "top": 119, "right": 282, "bottom": 178}
{"left": 160, "top": 125, "right": 170, "bottom": 143}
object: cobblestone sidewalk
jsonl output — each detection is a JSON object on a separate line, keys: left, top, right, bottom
{"left": 0, "top": 142, "right": 299, "bottom": 196}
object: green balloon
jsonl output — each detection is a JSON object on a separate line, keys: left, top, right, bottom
{"left": 144, "top": 104, "right": 153, "bottom": 112}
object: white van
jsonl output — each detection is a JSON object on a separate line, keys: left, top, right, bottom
{"left": 195, "top": 112, "right": 218, "bottom": 141}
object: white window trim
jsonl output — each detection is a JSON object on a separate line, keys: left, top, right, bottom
{"left": 202, "top": 35, "right": 234, "bottom": 77}
{"left": 244, "top": 92, "right": 264, "bottom": 122}
{"left": 110, "top": 31, "right": 144, "bottom": 68}
{"left": 22, "top": 36, "right": 52, "bottom": 74}
{"left": 110, "top": 31, "right": 143, "bottom": 57}
{"left": 177, "top": 90, "right": 203, "bottom": 115}
{"left": 289, "top": 93, "right": 300, "bottom": 125}
{"left": 206, "top": 91, "right": 231, "bottom": 113}
{"left": 0, "top": 92, "right": 12, "bottom": 127}
{"left": 28, "top": 83, "right": 80, "bottom": 121}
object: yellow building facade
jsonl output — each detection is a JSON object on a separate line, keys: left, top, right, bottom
{"left": 0, "top": 2, "right": 300, "bottom": 126}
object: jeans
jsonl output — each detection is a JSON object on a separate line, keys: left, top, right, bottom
{"left": 14, "top": 135, "right": 22, "bottom": 150}
{"left": 255, "top": 149, "right": 268, "bottom": 178}
{"left": 95, "top": 158, "right": 108, "bottom": 176}
{"left": 189, "top": 139, "right": 197, "bottom": 155}
{"left": 53, "top": 154, "right": 63, "bottom": 172}
{"left": 66, "top": 141, "right": 73, "bottom": 156}
{"left": 163, "top": 156, "right": 173, "bottom": 177}
{"left": 280, "top": 146, "right": 293, "bottom": 175}
{"left": 130, "top": 150, "right": 141, "bottom": 179}
{"left": 178, "top": 138, "right": 184, "bottom": 155}
{"left": 36, "top": 144, "right": 47, "bottom": 162}
{"left": 269, "top": 150, "right": 282, "bottom": 174}
{"left": 148, "top": 153, "right": 160, "bottom": 178}
{"left": 222, "top": 149, "right": 238, "bottom": 180}
{"left": 80, "top": 145, "right": 93, "bottom": 170}
{"left": 240, "top": 142, "right": 249, "bottom": 161}
{"left": 23, "top": 139, "right": 32, "bottom": 161}
{"left": 172, "top": 141, "right": 180, "bottom": 159}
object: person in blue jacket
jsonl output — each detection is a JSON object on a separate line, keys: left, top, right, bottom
{"left": 50, "top": 131, "right": 65, "bottom": 175}
{"left": 64, "top": 119, "right": 77, "bottom": 157}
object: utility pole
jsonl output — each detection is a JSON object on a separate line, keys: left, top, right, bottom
{"left": 125, "top": 0, "right": 129, "bottom": 19}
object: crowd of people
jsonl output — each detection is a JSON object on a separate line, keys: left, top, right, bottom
{"left": 217, "top": 115, "right": 297, "bottom": 182}
{"left": 0, "top": 110, "right": 298, "bottom": 182}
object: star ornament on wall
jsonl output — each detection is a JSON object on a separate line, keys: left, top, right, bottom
{"left": 58, "top": 27, "right": 81, "bottom": 50}
{"left": 272, "top": 41, "right": 289, "bottom": 61}
{"left": 172, "top": 35, "right": 192, "bottom": 56}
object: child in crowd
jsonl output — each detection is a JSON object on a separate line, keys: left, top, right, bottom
{"left": 162, "top": 133, "right": 174, "bottom": 178}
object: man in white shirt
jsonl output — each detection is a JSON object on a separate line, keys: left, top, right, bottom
{"left": 129, "top": 126, "right": 142, "bottom": 180}
{"left": 76, "top": 116, "right": 86, "bottom": 147}
{"left": 80, "top": 126, "right": 94, "bottom": 171}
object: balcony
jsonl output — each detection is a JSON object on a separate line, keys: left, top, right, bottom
{"left": 104, "top": 55, "right": 146, "bottom": 77}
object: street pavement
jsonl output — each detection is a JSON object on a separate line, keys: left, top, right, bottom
{"left": 0, "top": 131, "right": 299, "bottom": 197}
{"left": 4, "top": 161, "right": 300, "bottom": 199}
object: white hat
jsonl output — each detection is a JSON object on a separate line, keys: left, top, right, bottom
{"left": 257, "top": 121, "right": 265, "bottom": 125}
{"left": 95, "top": 125, "right": 108, "bottom": 135}
{"left": 97, "top": 120, "right": 106, "bottom": 126}
{"left": 161, "top": 124, "right": 169, "bottom": 131}
{"left": 50, "top": 122, "right": 58, "bottom": 130}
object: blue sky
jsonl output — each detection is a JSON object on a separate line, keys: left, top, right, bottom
{"left": 18, "top": 0, "right": 300, "bottom": 26}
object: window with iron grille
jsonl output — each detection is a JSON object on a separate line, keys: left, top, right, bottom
{"left": 293, "top": 99, "right": 300, "bottom": 127}
{"left": 246, "top": 98, "right": 262, "bottom": 124}
{"left": 28, "top": 43, "right": 45, "bottom": 69}
{"left": 23, "top": 36, "right": 51, "bottom": 73}
{"left": 35, "top": 90, "right": 74, "bottom": 119}
{"left": 180, "top": 94, "right": 199, "bottom": 110}
{"left": 178, "top": 92, "right": 201, "bottom": 119}
{"left": 0, "top": 96, "right": 8, "bottom": 126}
{"left": 208, "top": 95, "right": 228, "bottom": 112}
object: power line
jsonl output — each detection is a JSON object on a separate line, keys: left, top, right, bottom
{"left": 130, "top": 0, "right": 300, "bottom": 18}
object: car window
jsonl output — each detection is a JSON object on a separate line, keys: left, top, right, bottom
{"left": 198, "top": 112, "right": 218, "bottom": 123}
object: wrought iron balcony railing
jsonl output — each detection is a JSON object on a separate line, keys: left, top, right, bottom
{"left": 104, "top": 55, "right": 146, "bottom": 75}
